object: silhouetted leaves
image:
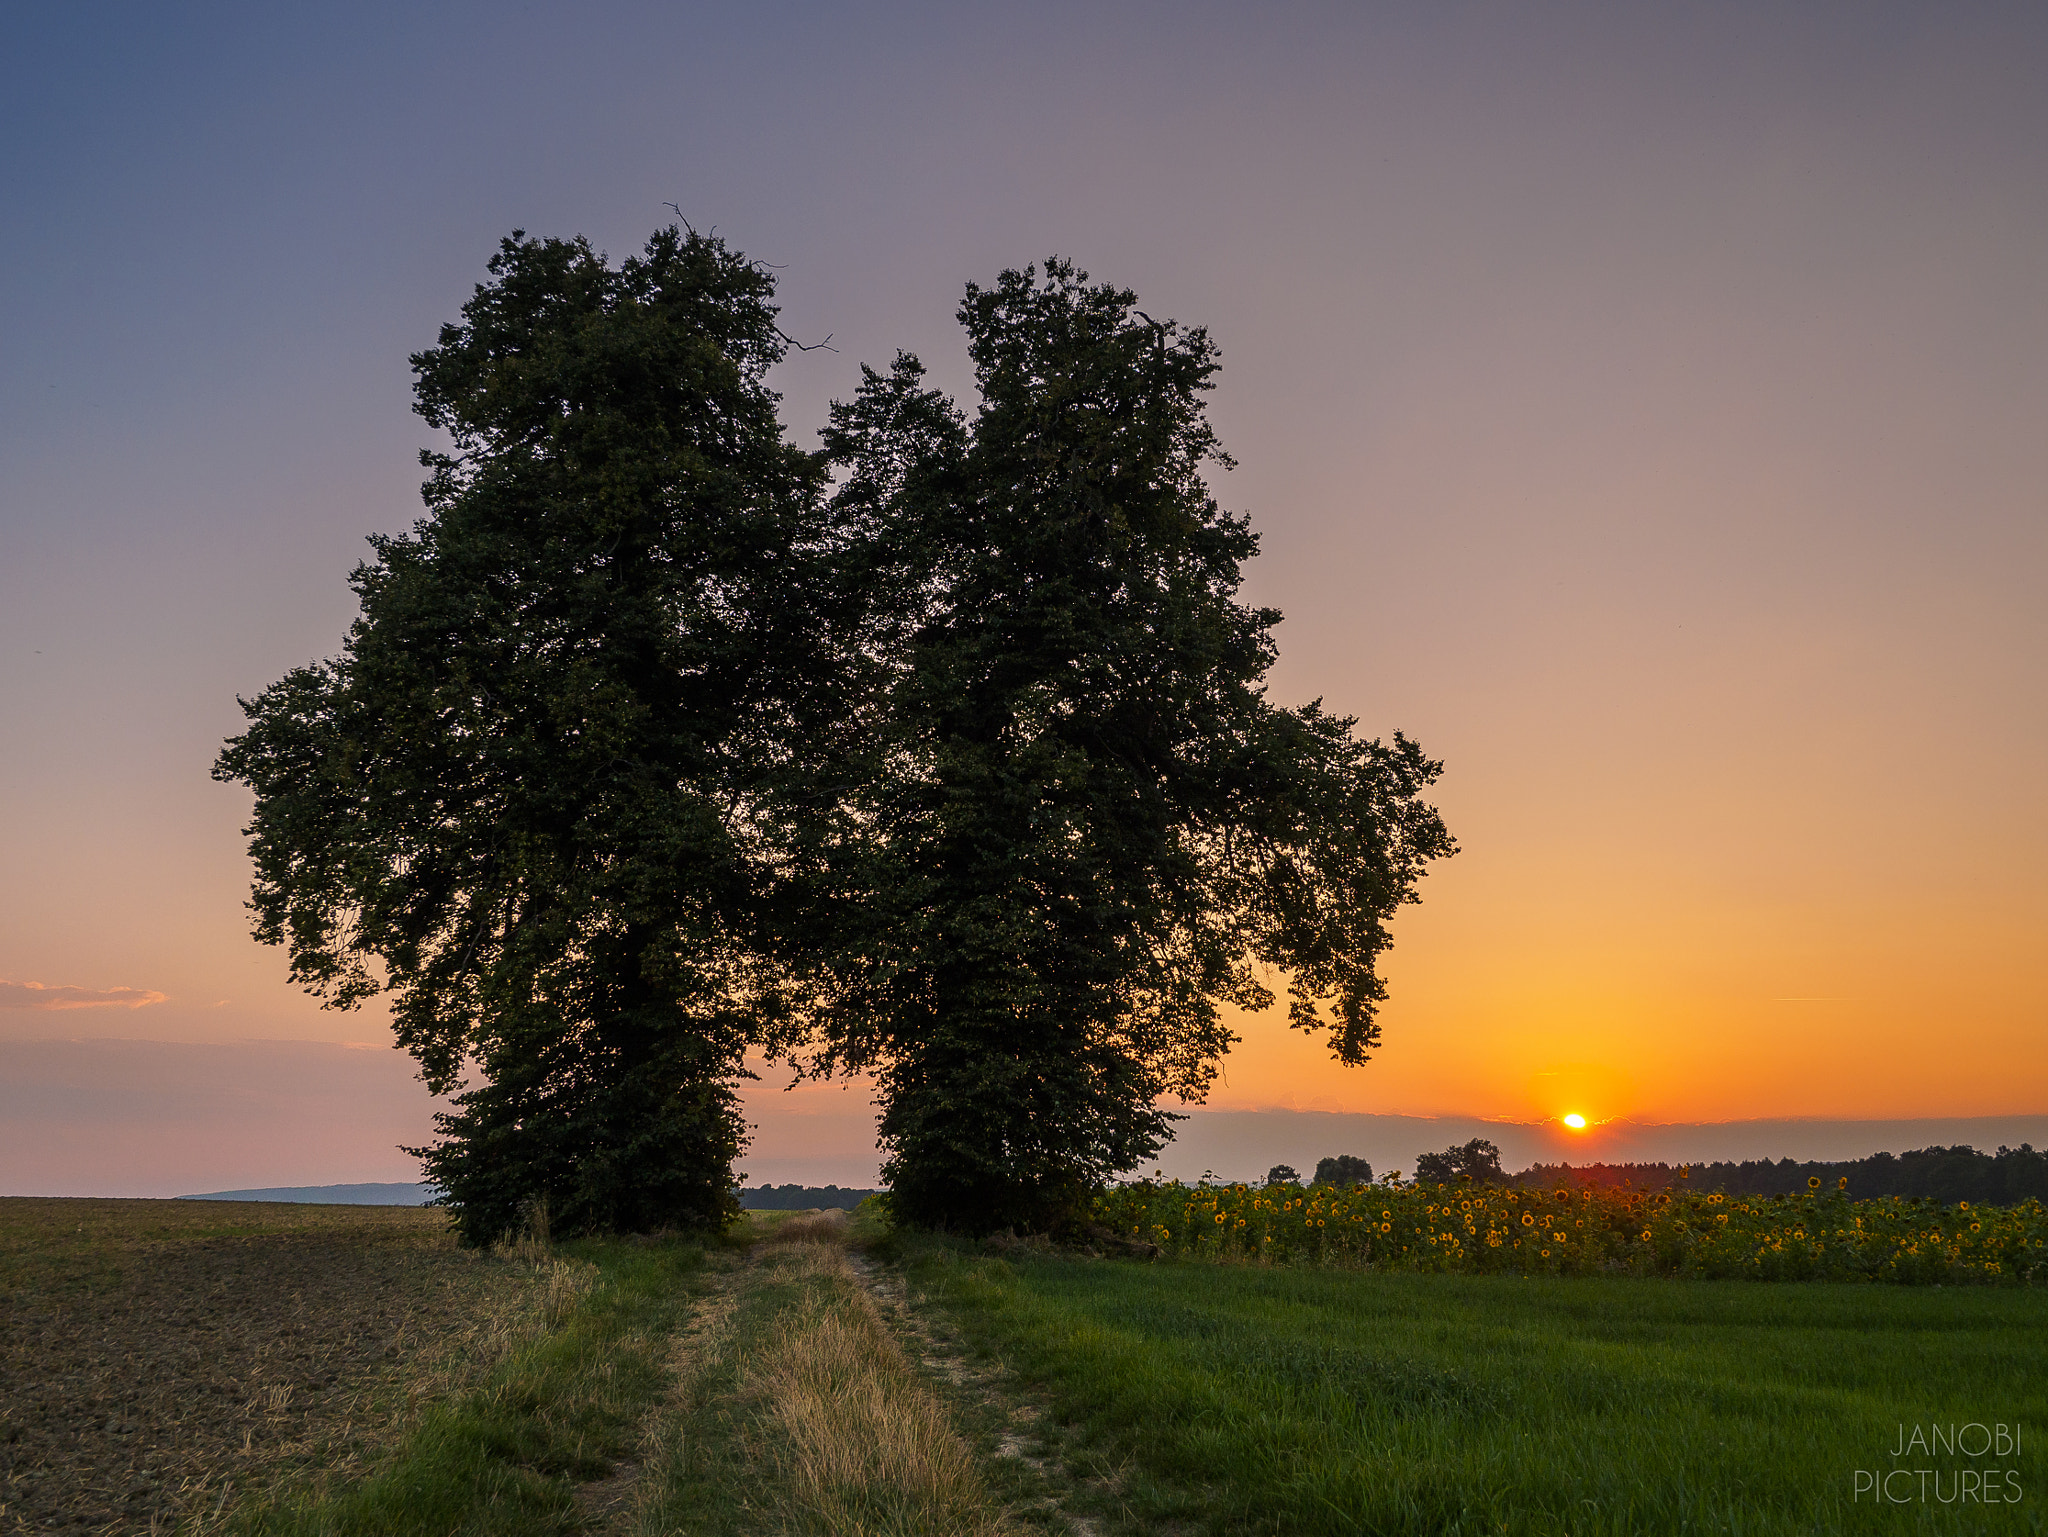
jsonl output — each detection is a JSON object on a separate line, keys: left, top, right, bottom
{"left": 216, "top": 228, "right": 840, "bottom": 1242}
{"left": 805, "top": 261, "right": 1454, "bottom": 1233}
{"left": 1414, "top": 1139, "right": 1506, "bottom": 1186}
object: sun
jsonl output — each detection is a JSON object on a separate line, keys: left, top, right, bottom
{"left": 1561, "top": 1112, "right": 1588, "bottom": 1130}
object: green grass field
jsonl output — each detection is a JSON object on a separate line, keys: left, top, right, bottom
{"left": 903, "top": 1242, "right": 2048, "bottom": 1535}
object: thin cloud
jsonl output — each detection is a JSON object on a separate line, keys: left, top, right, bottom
{"left": 0, "top": 978, "right": 168, "bottom": 1011}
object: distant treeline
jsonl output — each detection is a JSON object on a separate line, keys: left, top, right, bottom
{"left": 737, "top": 1185, "right": 879, "bottom": 1211}
{"left": 1514, "top": 1144, "right": 2047, "bottom": 1206}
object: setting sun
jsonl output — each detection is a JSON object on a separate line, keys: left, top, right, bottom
{"left": 1561, "top": 1113, "right": 1588, "bottom": 1130}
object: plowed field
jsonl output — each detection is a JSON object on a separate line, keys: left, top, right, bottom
{"left": 0, "top": 1198, "right": 529, "bottom": 1535}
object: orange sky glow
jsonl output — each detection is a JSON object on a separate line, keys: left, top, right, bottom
{"left": 3, "top": 7, "right": 2044, "bottom": 1190}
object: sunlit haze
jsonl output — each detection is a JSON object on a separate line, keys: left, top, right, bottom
{"left": 4, "top": 4, "right": 2044, "bottom": 1193}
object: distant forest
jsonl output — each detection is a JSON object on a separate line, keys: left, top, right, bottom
{"left": 1513, "top": 1144, "right": 2047, "bottom": 1206}
{"left": 737, "top": 1185, "right": 879, "bottom": 1211}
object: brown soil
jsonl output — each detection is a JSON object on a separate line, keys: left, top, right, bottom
{"left": 0, "top": 1197, "right": 529, "bottom": 1536}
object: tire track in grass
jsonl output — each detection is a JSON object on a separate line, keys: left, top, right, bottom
{"left": 841, "top": 1238, "right": 1121, "bottom": 1537}
{"left": 575, "top": 1249, "right": 747, "bottom": 1534}
{"left": 635, "top": 1212, "right": 1040, "bottom": 1536}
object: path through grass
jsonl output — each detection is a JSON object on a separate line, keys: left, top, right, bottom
{"left": 188, "top": 1211, "right": 1040, "bottom": 1537}
{"left": 631, "top": 1211, "right": 1018, "bottom": 1536}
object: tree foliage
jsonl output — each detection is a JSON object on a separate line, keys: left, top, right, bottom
{"left": 218, "top": 235, "right": 1454, "bottom": 1244}
{"left": 806, "top": 261, "right": 1455, "bottom": 1234}
{"left": 1518, "top": 1145, "right": 2048, "bottom": 1206}
{"left": 1414, "top": 1138, "right": 1507, "bottom": 1186}
{"left": 214, "top": 228, "right": 834, "bottom": 1243}
{"left": 1314, "top": 1154, "right": 1375, "bottom": 1187}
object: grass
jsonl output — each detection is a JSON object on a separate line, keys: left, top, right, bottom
{"left": 902, "top": 1240, "right": 2048, "bottom": 1535}
{"left": 19, "top": 1195, "right": 2041, "bottom": 1535}
{"left": 743, "top": 1244, "right": 1006, "bottom": 1534}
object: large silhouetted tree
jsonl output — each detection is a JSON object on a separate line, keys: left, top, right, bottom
{"left": 215, "top": 228, "right": 837, "bottom": 1243}
{"left": 807, "top": 261, "right": 1455, "bottom": 1234}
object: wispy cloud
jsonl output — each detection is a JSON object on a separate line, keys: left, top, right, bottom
{"left": 0, "top": 978, "right": 167, "bottom": 1011}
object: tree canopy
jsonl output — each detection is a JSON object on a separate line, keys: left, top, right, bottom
{"left": 1415, "top": 1138, "right": 1507, "bottom": 1186}
{"left": 806, "top": 260, "right": 1455, "bottom": 1233}
{"left": 1314, "top": 1155, "right": 1375, "bottom": 1187}
{"left": 214, "top": 227, "right": 837, "bottom": 1243}
{"left": 218, "top": 234, "right": 1453, "bottom": 1242}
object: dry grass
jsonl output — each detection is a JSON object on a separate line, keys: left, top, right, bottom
{"left": 743, "top": 1236, "right": 1012, "bottom": 1537}
{"left": 761, "top": 1209, "right": 853, "bottom": 1247}
{"left": 625, "top": 1211, "right": 1014, "bottom": 1537}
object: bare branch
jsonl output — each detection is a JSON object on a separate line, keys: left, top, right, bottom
{"left": 664, "top": 204, "right": 829, "bottom": 349}
{"left": 776, "top": 326, "right": 838, "bottom": 354}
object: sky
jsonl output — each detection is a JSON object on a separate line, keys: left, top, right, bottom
{"left": 3, "top": 3, "right": 2044, "bottom": 1194}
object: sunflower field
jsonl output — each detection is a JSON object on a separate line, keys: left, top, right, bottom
{"left": 1093, "top": 1172, "right": 2048, "bottom": 1284}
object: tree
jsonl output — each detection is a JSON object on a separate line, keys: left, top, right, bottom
{"left": 214, "top": 227, "right": 836, "bottom": 1244}
{"left": 1266, "top": 1164, "right": 1301, "bottom": 1187}
{"left": 1314, "top": 1155, "right": 1374, "bottom": 1187}
{"left": 807, "top": 260, "right": 1455, "bottom": 1234}
{"left": 1414, "top": 1138, "right": 1506, "bottom": 1186}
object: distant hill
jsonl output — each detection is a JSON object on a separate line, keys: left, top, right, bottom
{"left": 180, "top": 1182, "right": 439, "bottom": 1205}
{"left": 738, "top": 1184, "right": 879, "bottom": 1211}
